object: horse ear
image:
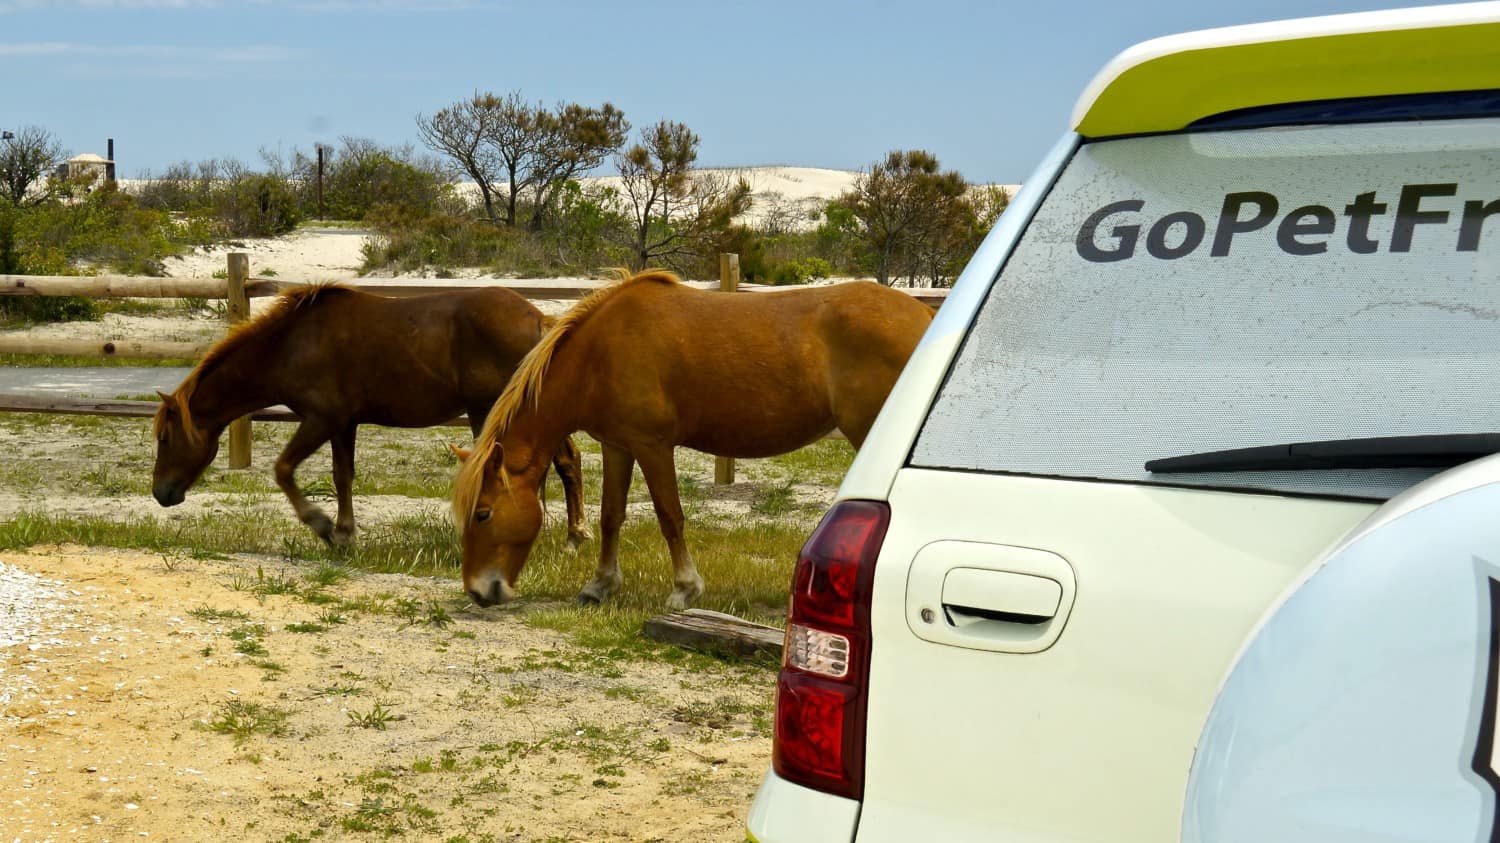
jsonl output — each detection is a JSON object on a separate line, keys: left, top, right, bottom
{"left": 447, "top": 443, "right": 471, "bottom": 463}
{"left": 486, "top": 443, "right": 505, "bottom": 473}
{"left": 156, "top": 391, "right": 176, "bottom": 415}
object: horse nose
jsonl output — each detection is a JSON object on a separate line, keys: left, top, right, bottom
{"left": 467, "top": 577, "right": 509, "bottom": 608}
{"left": 153, "top": 485, "right": 184, "bottom": 507}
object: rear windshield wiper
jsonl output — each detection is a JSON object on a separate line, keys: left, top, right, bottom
{"left": 1145, "top": 433, "right": 1500, "bottom": 474}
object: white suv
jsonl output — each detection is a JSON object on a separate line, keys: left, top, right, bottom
{"left": 747, "top": 4, "right": 1500, "bottom": 841}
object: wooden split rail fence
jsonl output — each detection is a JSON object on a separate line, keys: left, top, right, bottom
{"left": 0, "top": 253, "right": 949, "bottom": 481}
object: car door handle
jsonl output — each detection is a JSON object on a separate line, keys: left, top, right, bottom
{"left": 907, "top": 542, "right": 1077, "bottom": 654}
{"left": 942, "top": 568, "right": 1063, "bottom": 628}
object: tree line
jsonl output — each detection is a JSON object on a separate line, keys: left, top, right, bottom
{"left": 1, "top": 93, "right": 1009, "bottom": 288}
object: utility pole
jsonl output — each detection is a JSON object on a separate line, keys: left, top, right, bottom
{"left": 316, "top": 144, "right": 326, "bottom": 221}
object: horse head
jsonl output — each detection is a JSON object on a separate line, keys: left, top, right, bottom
{"left": 451, "top": 443, "right": 545, "bottom": 607}
{"left": 151, "top": 389, "right": 219, "bottom": 507}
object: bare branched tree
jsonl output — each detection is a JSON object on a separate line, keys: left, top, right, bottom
{"left": 0, "top": 125, "right": 67, "bottom": 207}
{"left": 418, "top": 93, "right": 626, "bottom": 230}
{"left": 615, "top": 120, "right": 750, "bottom": 271}
{"left": 416, "top": 93, "right": 511, "bottom": 225}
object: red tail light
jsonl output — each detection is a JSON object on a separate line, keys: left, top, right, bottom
{"left": 773, "top": 499, "right": 890, "bottom": 800}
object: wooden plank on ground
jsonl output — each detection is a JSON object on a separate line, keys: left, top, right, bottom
{"left": 643, "top": 609, "right": 785, "bottom": 659}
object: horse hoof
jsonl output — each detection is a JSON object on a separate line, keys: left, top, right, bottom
{"left": 306, "top": 513, "right": 336, "bottom": 545}
{"left": 575, "top": 593, "right": 602, "bottom": 607}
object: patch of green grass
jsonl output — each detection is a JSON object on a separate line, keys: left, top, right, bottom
{"left": 0, "top": 509, "right": 462, "bottom": 579}
{"left": 346, "top": 700, "right": 401, "bottom": 731}
{"left": 394, "top": 597, "right": 453, "bottom": 629}
{"left": 206, "top": 699, "right": 290, "bottom": 744}
{"left": 311, "top": 682, "right": 363, "bottom": 697}
{"left": 229, "top": 564, "right": 302, "bottom": 600}
{"left": 750, "top": 478, "right": 799, "bottom": 517}
{"left": 762, "top": 438, "right": 856, "bottom": 486}
{"left": 671, "top": 695, "right": 764, "bottom": 730}
{"left": 226, "top": 622, "right": 269, "bottom": 657}
{"left": 512, "top": 517, "right": 800, "bottom": 659}
{"left": 306, "top": 562, "right": 353, "bottom": 587}
{"left": 189, "top": 606, "right": 250, "bottom": 622}
{"left": 283, "top": 621, "right": 327, "bottom": 634}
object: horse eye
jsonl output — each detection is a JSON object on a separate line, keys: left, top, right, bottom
{"left": 475, "top": 509, "right": 492, "bottom": 524}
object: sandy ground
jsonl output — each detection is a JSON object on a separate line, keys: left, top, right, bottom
{"left": 1, "top": 547, "right": 773, "bottom": 842}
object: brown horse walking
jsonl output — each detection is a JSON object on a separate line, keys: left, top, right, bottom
{"left": 153, "top": 284, "right": 591, "bottom": 548}
{"left": 451, "top": 269, "right": 933, "bottom": 609}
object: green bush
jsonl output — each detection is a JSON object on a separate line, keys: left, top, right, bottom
{"left": 217, "top": 174, "right": 301, "bottom": 237}
{"left": 295, "top": 139, "right": 454, "bottom": 223}
{"left": 766, "top": 256, "right": 833, "bottom": 286}
{"left": 361, "top": 208, "right": 546, "bottom": 275}
{"left": 0, "top": 296, "right": 98, "bottom": 324}
{"left": 136, "top": 158, "right": 301, "bottom": 238}
{"left": 0, "top": 183, "right": 216, "bottom": 324}
{"left": 540, "top": 181, "right": 630, "bottom": 271}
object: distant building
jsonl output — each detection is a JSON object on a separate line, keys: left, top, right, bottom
{"left": 62, "top": 152, "right": 112, "bottom": 182}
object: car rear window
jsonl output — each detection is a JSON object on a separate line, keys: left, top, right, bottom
{"left": 911, "top": 117, "right": 1500, "bottom": 500}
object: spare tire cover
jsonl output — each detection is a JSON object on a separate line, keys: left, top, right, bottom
{"left": 1183, "top": 456, "right": 1500, "bottom": 843}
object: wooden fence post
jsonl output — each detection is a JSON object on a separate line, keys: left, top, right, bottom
{"left": 226, "top": 253, "right": 252, "bottom": 470}
{"left": 714, "top": 253, "right": 740, "bottom": 485}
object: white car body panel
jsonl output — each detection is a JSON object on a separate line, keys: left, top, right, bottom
{"left": 855, "top": 471, "right": 1371, "bottom": 841}
{"left": 747, "top": 771, "right": 860, "bottom": 843}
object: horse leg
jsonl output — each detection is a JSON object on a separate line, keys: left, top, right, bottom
{"left": 274, "top": 421, "right": 337, "bottom": 545}
{"left": 329, "top": 424, "right": 357, "bottom": 547}
{"left": 578, "top": 442, "right": 632, "bottom": 604}
{"left": 633, "top": 446, "right": 704, "bottom": 610}
{"left": 552, "top": 434, "right": 593, "bottom": 551}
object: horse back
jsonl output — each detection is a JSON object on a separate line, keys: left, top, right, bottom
{"left": 278, "top": 286, "right": 544, "bottom": 425}
{"left": 563, "top": 281, "right": 931, "bottom": 454}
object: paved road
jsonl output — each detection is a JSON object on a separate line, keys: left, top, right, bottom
{"left": 0, "top": 367, "right": 193, "bottom": 398}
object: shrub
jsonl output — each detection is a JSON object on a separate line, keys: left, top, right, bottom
{"left": 294, "top": 138, "right": 454, "bottom": 223}
{"left": 0, "top": 183, "right": 214, "bottom": 324}
{"left": 361, "top": 208, "right": 545, "bottom": 275}
{"left": 764, "top": 257, "right": 830, "bottom": 286}
{"left": 136, "top": 158, "right": 301, "bottom": 238}
{"left": 0, "top": 295, "right": 98, "bottom": 324}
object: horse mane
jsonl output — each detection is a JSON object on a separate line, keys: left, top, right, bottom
{"left": 452, "top": 268, "right": 680, "bottom": 524}
{"left": 157, "top": 283, "right": 354, "bottom": 445}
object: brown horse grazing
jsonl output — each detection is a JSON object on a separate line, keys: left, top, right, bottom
{"left": 152, "top": 284, "right": 591, "bottom": 549}
{"left": 451, "top": 269, "right": 934, "bottom": 609}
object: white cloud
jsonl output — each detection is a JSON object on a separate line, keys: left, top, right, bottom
{"left": 0, "top": 41, "right": 71, "bottom": 55}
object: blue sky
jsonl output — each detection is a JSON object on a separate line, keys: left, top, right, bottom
{"left": 0, "top": 0, "right": 1462, "bottom": 184}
